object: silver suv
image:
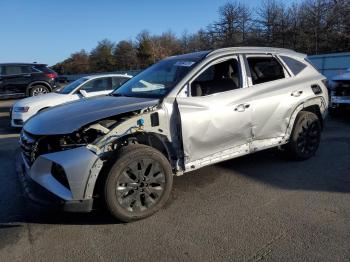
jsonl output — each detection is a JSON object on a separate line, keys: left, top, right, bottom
{"left": 20, "top": 47, "right": 328, "bottom": 221}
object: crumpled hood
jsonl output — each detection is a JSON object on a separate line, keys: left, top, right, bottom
{"left": 24, "top": 95, "right": 159, "bottom": 135}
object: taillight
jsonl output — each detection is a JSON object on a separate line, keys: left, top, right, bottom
{"left": 46, "top": 73, "right": 57, "bottom": 79}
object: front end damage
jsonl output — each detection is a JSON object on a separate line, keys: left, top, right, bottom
{"left": 19, "top": 104, "right": 178, "bottom": 212}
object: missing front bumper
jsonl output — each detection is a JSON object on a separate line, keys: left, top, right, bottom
{"left": 17, "top": 146, "right": 99, "bottom": 212}
{"left": 17, "top": 154, "right": 94, "bottom": 212}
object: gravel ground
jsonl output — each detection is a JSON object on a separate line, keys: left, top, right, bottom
{"left": 0, "top": 99, "right": 349, "bottom": 262}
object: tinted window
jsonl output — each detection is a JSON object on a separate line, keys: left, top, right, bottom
{"left": 80, "top": 77, "right": 111, "bottom": 93}
{"left": 280, "top": 56, "right": 307, "bottom": 75}
{"left": 4, "top": 66, "right": 22, "bottom": 75}
{"left": 112, "top": 77, "right": 130, "bottom": 90}
{"left": 0, "top": 66, "right": 4, "bottom": 75}
{"left": 191, "top": 58, "right": 241, "bottom": 96}
{"left": 33, "top": 65, "right": 56, "bottom": 74}
{"left": 21, "top": 66, "right": 32, "bottom": 74}
{"left": 2, "top": 65, "right": 34, "bottom": 75}
{"left": 247, "top": 57, "right": 285, "bottom": 85}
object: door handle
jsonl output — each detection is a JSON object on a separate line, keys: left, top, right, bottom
{"left": 291, "top": 90, "right": 303, "bottom": 97}
{"left": 234, "top": 103, "right": 250, "bottom": 112}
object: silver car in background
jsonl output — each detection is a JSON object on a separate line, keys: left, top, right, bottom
{"left": 19, "top": 47, "right": 328, "bottom": 221}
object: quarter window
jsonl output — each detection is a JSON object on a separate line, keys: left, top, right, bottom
{"left": 280, "top": 55, "right": 307, "bottom": 75}
{"left": 191, "top": 58, "right": 241, "bottom": 97}
{"left": 247, "top": 57, "right": 285, "bottom": 85}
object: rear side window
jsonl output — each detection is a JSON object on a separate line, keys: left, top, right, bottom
{"left": 247, "top": 57, "right": 285, "bottom": 85}
{"left": 280, "top": 56, "right": 307, "bottom": 75}
{"left": 112, "top": 77, "right": 130, "bottom": 90}
{"left": 80, "top": 77, "right": 111, "bottom": 93}
{"left": 0, "top": 66, "right": 4, "bottom": 75}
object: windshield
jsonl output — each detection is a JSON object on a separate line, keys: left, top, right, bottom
{"left": 56, "top": 77, "right": 88, "bottom": 94}
{"left": 112, "top": 56, "right": 203, "bottom": 98}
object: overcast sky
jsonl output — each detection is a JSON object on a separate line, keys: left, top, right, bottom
{"left": 0, "top": 0, "right": 301, "bottom": 65}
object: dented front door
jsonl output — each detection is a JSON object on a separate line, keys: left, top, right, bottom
{"left": 176, "top": 87, "right": 253, "bottom": 163}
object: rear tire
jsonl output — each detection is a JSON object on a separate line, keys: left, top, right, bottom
{"left": 284, "top": 111, "right": 321, "bottom": 160}
{"left": 30, "top": 85, "right": 49, "bottom": 96}
{"left": 104, "top": 144, "right": 173, "bottom": 222}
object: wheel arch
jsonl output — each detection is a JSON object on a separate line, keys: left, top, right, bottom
{"left": 26, "top": 81, "right": 52, "bottom": 95}
{"left": 88, "top": 131, "right": 178, "bottom": 201}
{"left": 285, "top": 96, "right": 326, "bottom": 140}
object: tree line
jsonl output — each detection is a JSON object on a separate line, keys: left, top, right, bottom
{"left": 52, "top": 0, "right": 350, "bottom": 74}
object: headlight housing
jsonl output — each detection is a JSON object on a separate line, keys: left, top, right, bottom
{"left": 14, "top": 106, "right": 30, "bottom": 113}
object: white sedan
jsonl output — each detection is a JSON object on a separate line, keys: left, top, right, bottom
{"left": 11, "top": 74, "right": 131, "bottom": 127}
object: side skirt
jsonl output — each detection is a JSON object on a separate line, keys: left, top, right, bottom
{"left": 183, "top": 137, "right": 288, "bottom": 174}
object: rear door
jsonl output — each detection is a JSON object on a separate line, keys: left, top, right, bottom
{"left": 244, "top": 55, "right": 303, "bottom": 143}
{"left": 1, "top": 65, "right": 31, "bottom": 95}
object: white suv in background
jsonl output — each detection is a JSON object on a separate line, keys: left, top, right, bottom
{"left": 11, "top": 74, "right": 131, "bottom": 127}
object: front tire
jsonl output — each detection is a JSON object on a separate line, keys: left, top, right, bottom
{"left": 104, "top": 144, "right": 173, "bottom": 222}
{"left": 284, "top": 111, "right": 322, "bottom": 160}
{"left": 30, "top": 85, "right": 49, "bottom": 96}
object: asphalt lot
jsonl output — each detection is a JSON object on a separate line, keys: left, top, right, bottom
{"left": 0, "top": 99, "right": 349, "bottom": 262}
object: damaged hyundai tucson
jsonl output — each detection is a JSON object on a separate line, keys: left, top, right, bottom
{"left": 20, "top": 47, "right": 328, "bottom": 222}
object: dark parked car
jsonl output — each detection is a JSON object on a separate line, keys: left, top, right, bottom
{"left": 0, "top": 63, "right": 58, "bottom": 98}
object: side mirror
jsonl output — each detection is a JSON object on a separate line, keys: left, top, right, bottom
{"left": 79, "top": 90, "right": 88, "bottom": 98}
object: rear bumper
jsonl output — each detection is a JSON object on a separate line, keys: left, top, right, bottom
{"left": 16, "top": 147, "right": 98, "bottom": 212}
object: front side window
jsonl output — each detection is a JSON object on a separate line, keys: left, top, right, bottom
{"left": 191, "top": 58, "right": 241, "bottom": 97}
{"left": 4, "top": 66, "right": 22, "bottom": 75}
{"left": 80, "top": 77, "right": 111, "bottom": 93}
{"left": 247, "top": 57, "right": 285, "bottom": 85}
{"left": 3, "top": 65, "right": 33, "bottom": 75}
